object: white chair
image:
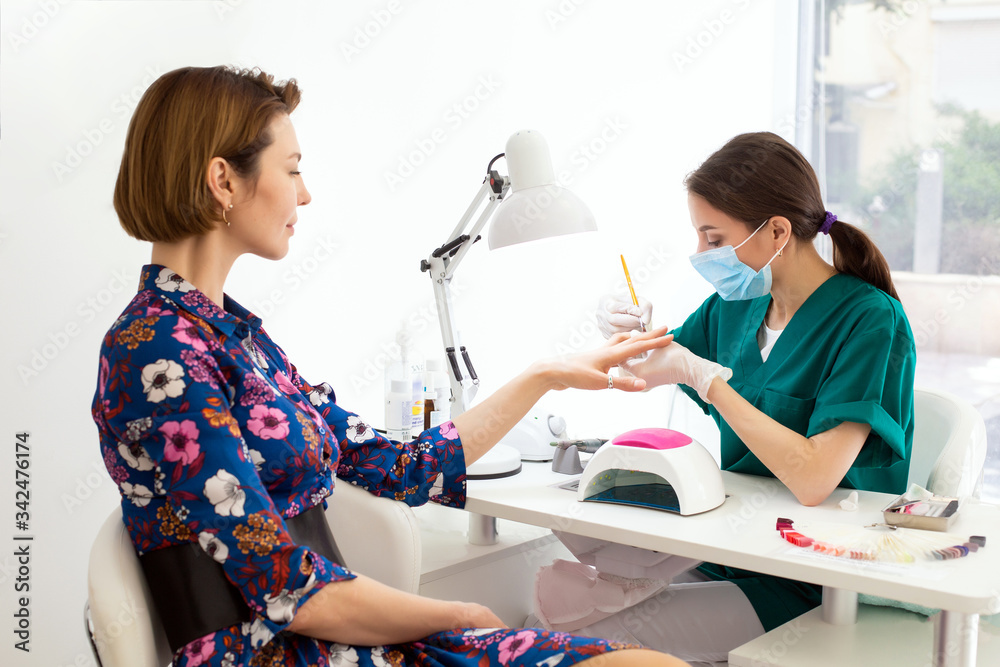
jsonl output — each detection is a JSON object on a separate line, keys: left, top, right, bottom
{"left": 324, "top": 480, "right": 423, "bottom": 593}
{"left": 86, "top": 486, "right": 422, "bottom": 667}
{"left": 86, "top": 506, "right": 173, "bottom": 667}
{"left": 907, "top": 387, "right": 988, "bottom": 499}
{"left": 87, "top": 480, "right": 563, "bottom": 666}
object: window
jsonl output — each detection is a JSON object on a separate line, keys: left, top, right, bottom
{"left": 801, "top": 0, "right": 1000, "bottom": 499}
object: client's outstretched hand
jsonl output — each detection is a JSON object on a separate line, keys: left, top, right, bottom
{"left": 452, "top": 326, "right": 673, "bottom": 466}
{"left": 543, "top": 326, "right": 673, "bottom": 392}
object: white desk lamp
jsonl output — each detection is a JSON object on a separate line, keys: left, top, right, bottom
{"left": 421, "top": 130, "right": 596, "bottom": 481}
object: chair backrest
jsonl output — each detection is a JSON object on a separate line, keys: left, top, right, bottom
{"left": 324, "top": 481, "right": 422, "bottom": 593}
{"left": 87, "top": 506, "right": 173, "bottom": 667}
{"left": 86, "top": 483, "right": 422, "bottom": 666}
{"left": 908, "top": 387, "right": 988, "bottom": 499}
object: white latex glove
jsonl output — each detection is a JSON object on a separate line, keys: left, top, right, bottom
{"left": 596, "top": 294, "right": 653, "bottom": 339}
{"left": 621, "top": 339, "right": 732, "bottom": 403}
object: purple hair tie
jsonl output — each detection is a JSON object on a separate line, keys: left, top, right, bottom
{"left": 819, "top": 211, "right": 837, "bottom": 235}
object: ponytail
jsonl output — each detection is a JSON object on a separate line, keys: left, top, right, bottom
{"left": 827, "top": 220, "right": 899, "bottom": 301}
{"left": 686, "top": 132, "right": 901, "bottom": 301}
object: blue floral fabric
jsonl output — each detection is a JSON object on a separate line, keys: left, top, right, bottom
{"left": 92, "top": 265, "right": 632, "bottom": 667}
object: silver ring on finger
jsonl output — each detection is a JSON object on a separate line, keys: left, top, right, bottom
{"left": 607, "top": 372, "right": 615, "bottom": 390}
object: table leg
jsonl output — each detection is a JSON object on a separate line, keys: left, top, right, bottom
{"left": 821, "top": 586, "right": 858, "bottom": 625}
{"left": 468, "top": 513, "right": 498, "bottom": 545}
{"left": 933, "top": 610, "right": 979, "bottom": 667}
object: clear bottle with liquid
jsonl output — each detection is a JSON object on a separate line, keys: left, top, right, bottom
{"left": 423, "top": 358, "right": 445, "bottom": 430}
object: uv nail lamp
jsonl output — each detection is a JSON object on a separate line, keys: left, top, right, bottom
{"left": 577, "top": 428, "right": 726, "bottom": 515}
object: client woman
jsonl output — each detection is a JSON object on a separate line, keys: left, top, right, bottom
{"left": 92, "top": 65, "right": 687, "bottom": 667}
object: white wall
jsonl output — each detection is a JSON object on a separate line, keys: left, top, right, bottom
{"left": 0, "top": 1, "right": 795, "bottom": 664}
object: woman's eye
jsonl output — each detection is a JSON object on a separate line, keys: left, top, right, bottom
{"left": 706, "top": 239, "right": 721, "bottom": 248}
{"left": 290, "top": 171, "right": 301, "bottom": 176}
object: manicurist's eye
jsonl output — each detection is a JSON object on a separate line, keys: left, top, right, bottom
{"left": 290, "top": 171, "right": 302, "bottom": 176}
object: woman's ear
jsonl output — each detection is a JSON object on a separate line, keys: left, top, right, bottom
{"left": 205, "top": 157, "right": 233, "bottom": 208}
{"left": 770, "top": 216, "right": 792, "bottom": 249}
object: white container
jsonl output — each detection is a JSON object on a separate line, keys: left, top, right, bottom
{"left": 409, "top": 371, "right": 424, "bottom": 438}
{"left": 385, "top": 379, "right": 413, "bottom": 441}
{"left": 429, "top": 372, "right": 451, "bottom": 427}
{"left": 578, "top": 428, "right": 726, "bottom": 516}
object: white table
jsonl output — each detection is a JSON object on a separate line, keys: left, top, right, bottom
{"left": 463, "top": 461, "right": 1000, "bottom": 667}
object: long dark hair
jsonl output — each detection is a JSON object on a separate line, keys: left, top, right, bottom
{"left": 684, "top": 132, "right": 899, "bottom": 301}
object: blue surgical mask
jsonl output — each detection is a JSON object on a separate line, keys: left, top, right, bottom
{"left": 689, "top": 219, "right": 788, "bottom": 301}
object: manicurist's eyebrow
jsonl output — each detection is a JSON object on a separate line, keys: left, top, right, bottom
{"left": 697, "top": 225, "right": 718, "bottom": 232}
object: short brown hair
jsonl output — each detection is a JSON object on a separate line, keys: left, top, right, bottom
{"left": 114, "top": 66, "right": 301, "bottom": 242}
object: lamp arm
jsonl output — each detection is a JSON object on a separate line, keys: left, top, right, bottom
{"left": 421, "top": 175, "right": 509, "bottom": 416}
{"left": 443, "top": 193, "right": 505, "bottom": 280}
{"left": 443, "top": 180, "right": 494, "bottom": 247}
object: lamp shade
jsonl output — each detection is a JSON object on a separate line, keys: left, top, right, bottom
{"left": 488, "top": 130, "right": 597, "bottom": 250}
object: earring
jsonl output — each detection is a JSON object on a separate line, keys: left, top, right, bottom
{"left": 223, "top": 203, "right": 233, "bottom": 227}
{"left": 778, "top": 248, "right": 783, "bottom": 257}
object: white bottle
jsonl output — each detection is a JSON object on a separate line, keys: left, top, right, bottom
{"left": 385, "top": 324, "right": 424, "bottom": 438}
{"left": 410, "top": 363, "right": 424, "bottom": 438}
{"left": 385, "top": 379, "right": 413, "bottom": 441}
{"left": 429, "top": 373, "right": 451, "bottom": 428}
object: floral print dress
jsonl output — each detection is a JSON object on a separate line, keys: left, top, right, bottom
{"left": 92, "top": 265, "right": 633, "bottom": 667}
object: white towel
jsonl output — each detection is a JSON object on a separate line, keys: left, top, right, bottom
{"left": 533, "top": 559, "right": 668, "bottom": 632}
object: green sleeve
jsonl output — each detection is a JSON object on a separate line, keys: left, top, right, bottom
{"left": 807, "top": 325, "right": 916, "bottom": 492}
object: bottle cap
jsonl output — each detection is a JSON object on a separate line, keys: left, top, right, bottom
{"left": 391, "top": 379, "right": 410, "bottom": 394}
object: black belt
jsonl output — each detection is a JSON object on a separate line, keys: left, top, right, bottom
{"left": 138, "top": 504, "right": 344, "bottom": 652}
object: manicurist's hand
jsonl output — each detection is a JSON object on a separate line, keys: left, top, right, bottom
{"left": 621, "top": 338, "right": 732, "bottom": 402}
{"left": 596, "top": 293, "right": 653, "bottom": 338}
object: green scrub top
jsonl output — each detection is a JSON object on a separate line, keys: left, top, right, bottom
{"left": 671, "top": 273, "right": 916, "bottom": 631}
